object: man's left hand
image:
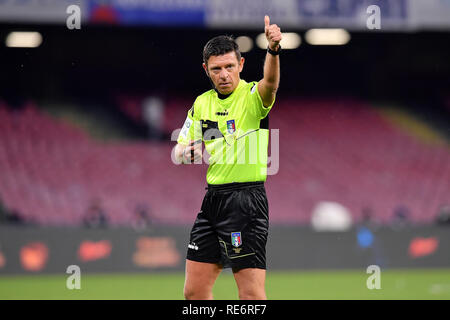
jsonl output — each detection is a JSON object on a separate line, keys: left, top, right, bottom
{"left": 264, "top": 15, "right": 282, "bottom": 51}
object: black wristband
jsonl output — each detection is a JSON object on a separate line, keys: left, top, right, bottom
{"left": 267, "top": 45, "right": 281, "bottom": 55}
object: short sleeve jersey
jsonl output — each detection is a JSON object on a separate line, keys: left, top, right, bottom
{"left": 177, "top": 79, "right": 275, "bottom": 185}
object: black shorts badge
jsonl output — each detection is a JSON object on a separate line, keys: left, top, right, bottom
{"left": 231, "top": 232, "right": 242, "bottom": 253}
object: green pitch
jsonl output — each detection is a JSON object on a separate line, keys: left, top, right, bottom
{"left": 1, "top": 269, "right": 450, "bottom": 300}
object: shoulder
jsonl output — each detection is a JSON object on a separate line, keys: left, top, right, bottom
{"left": 197, "top": 89, "right": 215, "bottom": 101}
{"left": 238, "top": 79, "right": 258, "bottom": 96}
{"left": 189, "top": 89, "right": 214, "bottom": 117}
{"left": 238, "top": 80, "right": 260, "bottom": 100}
{"left": 193, "top": 89, "right": 215, "bottom": 107}
{"left": 249, "top": 81, "right": 258, "bottom": 94}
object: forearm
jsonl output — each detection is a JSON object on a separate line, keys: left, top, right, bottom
{"left": 259, "top": 15, "right": 282, "bottom": 106}
{"left": 263, "top": 48, "right": 280, "bottom": 91}
{"left": 258, "top": 49, "right": 280, "bottom": 106}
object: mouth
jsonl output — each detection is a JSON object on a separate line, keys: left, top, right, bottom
{"left": 219, "top": 82, "right": 231, "bottom": 87}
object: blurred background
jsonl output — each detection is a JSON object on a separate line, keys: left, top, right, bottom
{"left": 0, "top": 0, "right": 449, "bottom": 299}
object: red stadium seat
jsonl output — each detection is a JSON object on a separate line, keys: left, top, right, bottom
{"left": 0, "top": 99, "right": 448, "bottom": 226}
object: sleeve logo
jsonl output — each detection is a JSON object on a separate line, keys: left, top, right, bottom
{"left": 180, "top": 117, "right": 193, "bottom": 138}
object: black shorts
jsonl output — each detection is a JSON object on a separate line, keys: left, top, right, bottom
{"left": 186, "top": 181, "right": 269, "bottom": 270}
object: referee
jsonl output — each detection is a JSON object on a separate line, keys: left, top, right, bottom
{"left": 174, "top": 15, "right": 281, "bottom": 300}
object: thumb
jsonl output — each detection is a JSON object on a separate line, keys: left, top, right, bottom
{"left": 264, "top": 15, "right": 270, "bottom": 28}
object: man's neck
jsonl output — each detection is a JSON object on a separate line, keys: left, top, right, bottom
{"left": 215, "top": 89, "right": 232, "bottom": 100}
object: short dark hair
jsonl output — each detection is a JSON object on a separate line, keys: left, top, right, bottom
{"left": 203, "top": 35, "right": 241, "bottom": 65}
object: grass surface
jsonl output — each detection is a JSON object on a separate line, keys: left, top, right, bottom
{"left": 1, "top": 269, "right": 450, "bottom": 300}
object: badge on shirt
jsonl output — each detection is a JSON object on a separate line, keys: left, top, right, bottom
{"left": 227, "top": 119, "right": 236, "bottom": 134}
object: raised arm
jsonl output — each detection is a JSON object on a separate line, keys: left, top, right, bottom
{"left": 258, "top": 15, "right": 282, "bottom": 108}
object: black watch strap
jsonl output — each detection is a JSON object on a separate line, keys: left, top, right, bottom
{"left": 267, "top": 45, "right": 281, "bottom": 55}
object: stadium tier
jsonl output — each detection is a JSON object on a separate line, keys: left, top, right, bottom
{"left": 0, "top": 98, "right": 449, "bottom": 227}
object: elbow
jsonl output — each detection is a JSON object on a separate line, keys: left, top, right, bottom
{"left": 264, "top": 78, "right": 279, "bottom": 93}
{"left": 267, "top": 84, "right": 279, "bottom": 97}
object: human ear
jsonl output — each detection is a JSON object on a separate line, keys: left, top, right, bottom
{"left": 239, "top": 57, "right": 245, "bottom": 72}
{"left": 202, "top": 63, "right": 210, "bottom": 77}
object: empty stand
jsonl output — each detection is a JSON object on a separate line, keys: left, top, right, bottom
{"left": 0, "top": 98, "right": 448, "bottom": 226}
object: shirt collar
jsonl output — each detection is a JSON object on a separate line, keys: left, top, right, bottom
{"left": 214, "top": 79, "right": 244, "bottom": 100}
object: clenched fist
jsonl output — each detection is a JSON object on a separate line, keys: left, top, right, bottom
{"left": 264, "top": 15, "right": 282, "bottom": 51}
{"left": 181, "top": 140, "right": 202, "bottom": 164}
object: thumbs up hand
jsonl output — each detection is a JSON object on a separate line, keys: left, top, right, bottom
{"left": 264, "top": 15, "right": 282, "bottom": 51}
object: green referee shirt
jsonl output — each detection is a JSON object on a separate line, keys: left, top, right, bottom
{"left": 177, "top": 79, "right": 275, "bottom": 185}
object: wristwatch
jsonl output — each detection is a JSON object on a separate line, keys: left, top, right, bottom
{"left": 267, "top": 45, "right": 282, "bottom": 55}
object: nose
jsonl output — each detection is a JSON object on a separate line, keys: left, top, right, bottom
{"left": 219, "top": 68, "right": 228, "bottom": 80}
